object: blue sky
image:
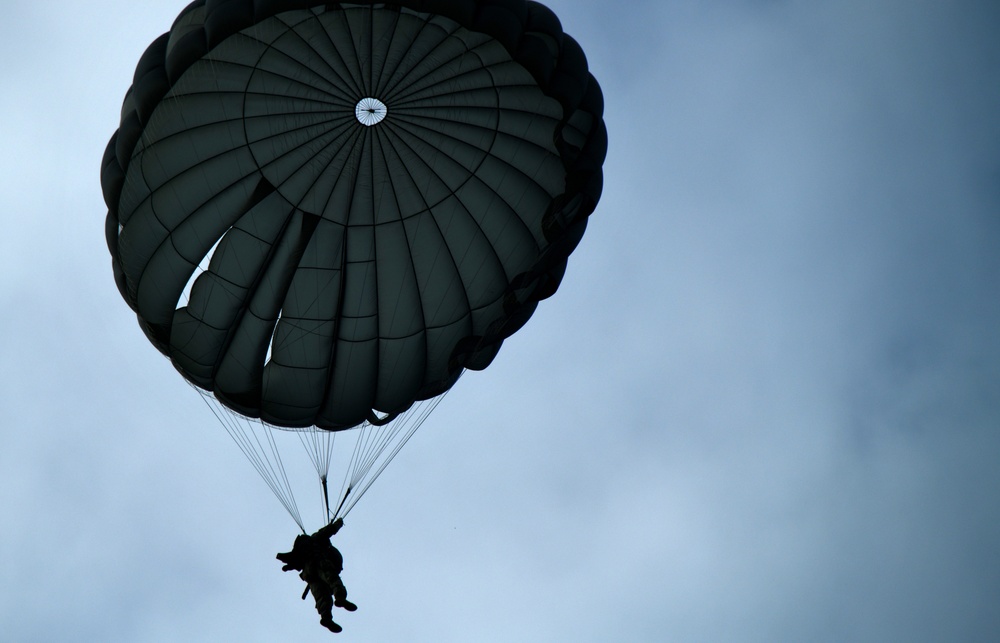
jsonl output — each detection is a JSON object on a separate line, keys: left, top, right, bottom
{"left": 2, "top": 1, "right": 999, "bottom": 641}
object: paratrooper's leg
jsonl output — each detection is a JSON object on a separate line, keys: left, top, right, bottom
{"left": 312, "top": 582, "right": 341, "bottom": 633}
{"left": 331, "top": 577, "right": 357, "bottom": 612}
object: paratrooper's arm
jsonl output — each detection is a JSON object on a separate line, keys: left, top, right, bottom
{"left": 317, "top": 517, "right": 344, "bottom": 539}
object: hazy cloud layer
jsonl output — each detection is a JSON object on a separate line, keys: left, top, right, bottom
{"left": 1, "top": 1, "right": 997, "bottom": 641}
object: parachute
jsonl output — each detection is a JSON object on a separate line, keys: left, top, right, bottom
{"left": 103, "top": 0, "right": 606, "bottom": 528}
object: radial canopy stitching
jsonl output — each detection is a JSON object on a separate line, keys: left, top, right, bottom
{"left": 104, "top": 0, "right": 607, "bottom": 430}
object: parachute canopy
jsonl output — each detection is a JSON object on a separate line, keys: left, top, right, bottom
{"left": 103, "top": 0, "right": 606, "bottom": 431}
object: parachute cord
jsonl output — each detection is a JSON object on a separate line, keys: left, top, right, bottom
{"left": 194, "top": 386, "right": 304, "bottom": 531}
{"left": 336, "top": 388, "right": 453, "bottom": 518}
{"left": 332, "top": 486, "right": 351, "bottom": 519}
{"left": 191, "top": 375, "right": 462, "bottom": 527}
{"left": 321, "top": 475, "right": 331, "bottom": 522}
{"left": 296, "top": 428, "right": 336, "bottom": 521}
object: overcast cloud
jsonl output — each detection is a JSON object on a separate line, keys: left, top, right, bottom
{"left": 1, "top": 1, "right": 998, "bottom": 641}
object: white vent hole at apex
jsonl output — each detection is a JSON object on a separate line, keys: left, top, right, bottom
{"left": 355, "top": 97, "right": 388, "bottom": 126}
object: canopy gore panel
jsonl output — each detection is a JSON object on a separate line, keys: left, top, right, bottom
{"left": 103, "top": 0, "right": 607, "bottom": 430}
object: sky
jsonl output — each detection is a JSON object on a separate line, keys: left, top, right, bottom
{"left": 2, "top": 1, "right": 999, "bottom": 641}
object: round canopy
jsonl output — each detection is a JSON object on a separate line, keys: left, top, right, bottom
{"left": 103, "top": 0, "right": 606, "bottom": 430}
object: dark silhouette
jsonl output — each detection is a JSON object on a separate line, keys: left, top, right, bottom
{"left": 277, "top": 518, "right": 357, "bottom": 634}
{"left": 103, "top": 1, "right": 607, "bottom": 434}
{"left": 104, "top": 1, "right": 606, "bottom": 633}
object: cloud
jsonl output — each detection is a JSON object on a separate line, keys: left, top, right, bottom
{"left": 1, "top": 1, "right": 998, "bottom": 641}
